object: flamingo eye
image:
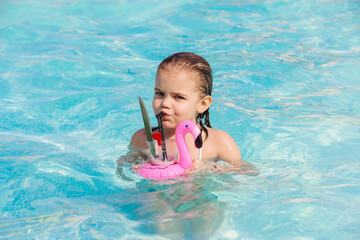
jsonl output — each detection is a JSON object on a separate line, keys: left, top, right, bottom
{"left": 185, "top": 125, "right": 188, "bottom": 129}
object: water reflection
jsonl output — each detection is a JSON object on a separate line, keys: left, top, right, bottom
{"left": 117, "top": 152, "right": 258, "bottom": 239}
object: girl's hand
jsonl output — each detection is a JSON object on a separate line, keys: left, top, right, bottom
{"left": 132, "top": 159, "right": 151, "bottom": 170}
{"left": 132, "top": 164, "right": 141, "bottom": 170}
{"left": 186, "top": 158, "right": 206, "bottom": 173}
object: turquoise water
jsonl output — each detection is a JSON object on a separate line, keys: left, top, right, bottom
{"left": 1, "top": 0, "right": 360, "bottom": 239}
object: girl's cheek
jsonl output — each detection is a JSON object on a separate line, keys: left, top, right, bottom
{"left": 152, "top": 100, "right": 158, "bottom": 112}
{"left": 177, "top": 104, "right": 190, "bottom": 113}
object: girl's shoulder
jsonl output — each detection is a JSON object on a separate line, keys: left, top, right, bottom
{"left": 206, "top": 127, "right": 233, "bottom": 142}
{"left": 130, "top": 128, "right": 148, "bottom": 149}
{"left": 205, "top": 127, "right": 242, "bottom": 161}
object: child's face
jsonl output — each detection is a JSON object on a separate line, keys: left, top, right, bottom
{"left": 152, "top": 67, "right": 202, "bottom": 130}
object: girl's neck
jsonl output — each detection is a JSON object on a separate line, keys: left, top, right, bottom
{"left": 163, "top": 127, "right": 176, "bottom": 139}
{"left": 159, "top": 121, "right": 201, "bottom": 139}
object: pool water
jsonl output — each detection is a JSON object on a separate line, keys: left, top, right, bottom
{"left": 1, "top": 0, "right": 360, "bottom": 239}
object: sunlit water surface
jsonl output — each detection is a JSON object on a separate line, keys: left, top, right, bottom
{"left": 1, "top": 0, "right": 360, "bottom": 239}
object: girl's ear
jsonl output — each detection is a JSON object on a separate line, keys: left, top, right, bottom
{"left": 197, "top": 95, "right": 212, "bottom": 114}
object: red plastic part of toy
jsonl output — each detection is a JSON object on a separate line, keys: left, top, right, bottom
{"left": 152, "top": 132, "right": 162, "bottom": 146}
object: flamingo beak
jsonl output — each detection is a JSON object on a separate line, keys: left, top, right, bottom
{"left": 195, "top": 133, "right": 203, "bottom": 148}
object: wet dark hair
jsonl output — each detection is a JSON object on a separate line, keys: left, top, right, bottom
{"left": 158, "top": 52, "right": 213, "bottom": 139}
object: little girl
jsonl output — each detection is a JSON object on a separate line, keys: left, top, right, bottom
{"left": 124, "top": 52, "right": 258, "bottom": 239}
{"left": 130, "top": 52, "right": 253, "bottom": 173}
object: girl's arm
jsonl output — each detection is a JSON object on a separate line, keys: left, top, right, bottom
{"left": 130, "top": 128, "right": 148, "bottom": 150}
{"left": 116, "top": 130, "right": 146, "bottom": 181}
{"left": 214, "top": 130, "right": 260, "bottom": 176}
{"left": 117, "top": 129, "right": 151, "bottom": 180}
{"left": 215, "top": 130, "right": 242, "bottom": 165}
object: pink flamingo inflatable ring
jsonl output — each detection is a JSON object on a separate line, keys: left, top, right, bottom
{"left": 136, "top": 120, "right": 202, "bottom": 180}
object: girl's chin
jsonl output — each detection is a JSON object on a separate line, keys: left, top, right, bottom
{"left": 162, "top": 120, "right": 180, "bottom": 130}
{"left": 163, "top": 119, "right": 195, "bottom": 129}
{"left": 162, "top": 123, "right": 176, "bottom": 129}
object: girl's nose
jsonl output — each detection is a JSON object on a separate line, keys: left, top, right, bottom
{"left": 161, "top": 96, "right": 171, "bottom": 108}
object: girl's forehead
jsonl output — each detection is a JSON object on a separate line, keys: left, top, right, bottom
{"left": 155, "top": 68, "right": 200, "bottom": 94}
{"left": 156, "top": 67, "right": 199, "bottom": 83}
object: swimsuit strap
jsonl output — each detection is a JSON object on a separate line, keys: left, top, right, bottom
{"left": 198, "top": 131, "right": 204, "bottom": 161}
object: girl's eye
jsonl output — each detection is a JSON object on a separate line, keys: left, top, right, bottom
{"left": 175, "top": 95, "right": 184, "bottom": 100}
{"left": 155, "top": 91, "right": 164, "bottom": 96}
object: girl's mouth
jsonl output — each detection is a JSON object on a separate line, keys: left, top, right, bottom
{"left": 160, "top": 112, "right": 170, "bottom": 119}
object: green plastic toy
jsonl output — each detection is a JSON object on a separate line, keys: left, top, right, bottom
{"left": 139, "top": 96, "right": 156, "bottom": 158}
